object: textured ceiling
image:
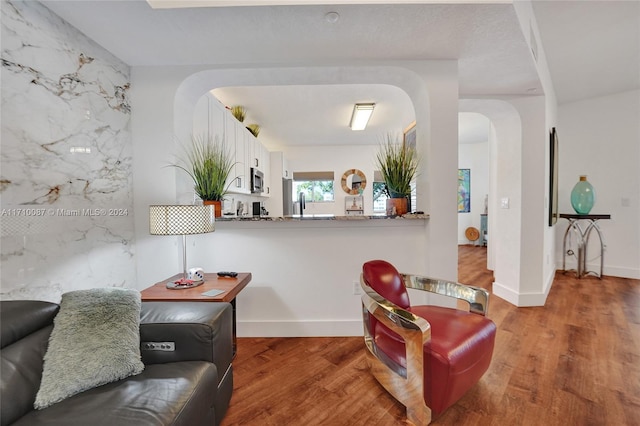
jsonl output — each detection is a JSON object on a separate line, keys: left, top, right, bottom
{"left": 212, "top": 84, "right": 416, "bottom": 149}
{"left": 532, "top": 0, "right": 639, "bottom": 105}
{"left": 40, "top": 0, "right": 639, "bottom": 148}
{"left": 41, "top": 1, "right": 540, "bottom": 95}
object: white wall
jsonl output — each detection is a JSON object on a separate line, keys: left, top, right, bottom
{"left": 4, "top": 0, "right": 632, "bottom": 326}
{"left": 516, "top": 96, "right": 554, "bottom": 299}
{"left": 130, "top": 62, "right": 460, "bottom": 336}
{"left": 556, "top": 90, "right": 640, "bottom": 279}
{"left": 283, "top": 144, "right": 381, "bottom": 216}
{"left": 460, "top": 95, "right": 557, "bottom": 307}
{"left": 458, "top": 141, "right": 489, "bottom": 244}
{"left": 190, "top": 219, "right": 429, "bottom": 336}
{"left": 485, "top": 100, "right": 525, "bottom": 304}
{"left": 454, "top": 1, "right": 560, "bottom": 307}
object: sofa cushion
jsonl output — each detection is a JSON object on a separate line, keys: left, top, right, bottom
{"left": 34, "top": 288, "right": 144, "bottom": 409}
{"left": 373, "top": 305, "right": 496, "bottom": 415}
{"left": 1, "top": 301, "right": 59, "bottom": 425}
{"left": 13, "top": 362, "right": 217, "bottom": 426}
{"left": 1, "top": 326, "right": 53, "bottom": 426}
{"left": 0, "top": 301, "right": 59, "bottom": 349}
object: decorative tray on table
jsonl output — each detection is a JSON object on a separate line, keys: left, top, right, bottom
{"left": 166, "top": 278, "right": 204, "bottom": 290}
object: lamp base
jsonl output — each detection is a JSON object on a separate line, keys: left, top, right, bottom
{"left": 166, "top": 278, "right": 204, "bottom": 290}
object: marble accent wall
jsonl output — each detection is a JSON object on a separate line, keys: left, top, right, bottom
{"left": 1, "top": 0, "right": 135, "bottom": 302}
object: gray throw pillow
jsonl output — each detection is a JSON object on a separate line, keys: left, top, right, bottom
{"left": 34, "top": 288, "right": 144, "bottom": 409}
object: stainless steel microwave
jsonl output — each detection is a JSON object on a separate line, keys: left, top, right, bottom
{"left": 251, "top": 168, "right": 264, "bottom": 194}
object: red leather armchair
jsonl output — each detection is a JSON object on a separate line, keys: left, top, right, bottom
{"left": 361, "top": 260, "right": 496, "bottom": 424}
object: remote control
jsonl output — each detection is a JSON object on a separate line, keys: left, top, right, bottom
{"left": 217, "top": 271, "right": 238, "bottom": 278}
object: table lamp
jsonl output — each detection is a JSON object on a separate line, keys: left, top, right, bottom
{"left": 149, "top": 204, "right": 215, "bottom": 289}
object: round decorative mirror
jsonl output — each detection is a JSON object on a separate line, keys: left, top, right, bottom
{"left": 341, "top": 169, "right": 367, "bottom": 195}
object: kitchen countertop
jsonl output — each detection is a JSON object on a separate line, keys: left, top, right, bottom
{"left": 216, "top": 213, "right": 429, "bottom": 221}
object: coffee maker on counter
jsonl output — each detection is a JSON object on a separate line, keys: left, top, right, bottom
{"left": 252, "top": 201, "right": 268, "bottom": 217}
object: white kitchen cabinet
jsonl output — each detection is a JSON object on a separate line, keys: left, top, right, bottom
{"left": 271, "top": 151, "right": 290, "bottom": 179}
{"left": 208, "top": 96, "right": 225, "bottom": 142}
{"left": 265, "top": 151, "right": 289, "bottom": 216}
{"left": 224, "top": 113, "right": 251, "bottom": 194}
{"left": 193, "top": 95, "right": 209, "bottom": 138}
{"left": 283, "top": 156, "right": 290, "bottom": 179}
{"left": 261, "top": 143, "right": 271, "bottom": 197}
{"left": 194, "top": 93, "right": 226, "bottom": 142}
{"left": 249, "top": 136, "right": 259, "bottom": 169}
{"left": 244, "top": 132, "right": 271, "bottom": 196}
{"left": 194, "top": 93, "right": 271, "bottom": 196}
{"left": 234, "top": 128, "right": 247, "bottom": 192}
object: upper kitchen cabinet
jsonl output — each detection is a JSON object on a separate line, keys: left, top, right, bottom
{"left": 238, "top": 118, "right": 270, "bottom": 197}
{"left": 234, "top": 125, "right": 248, "bottom": 192}
{"left": 193, "top": 95, "right": 209, "bottom": 137}
{"left": 264, "top": 151, "right": 290, "bottom": 217}
{"left": 193, "top": 93, "right": 224, "bottom": 143}
{"left": 225, "top": 111, "right": 251, "bottom": 194}
{"left": 193, "top": 92, "right": 271, "bottom": 197}
{"left": 257, "top": 142, "right": 271, "bottom": 197}
{"left": 271, "top": 151, "right": 290, "bottom": 179}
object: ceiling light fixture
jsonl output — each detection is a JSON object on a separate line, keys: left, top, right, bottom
{"left": 349, "top": 103, "right": 375, "bottom": 131}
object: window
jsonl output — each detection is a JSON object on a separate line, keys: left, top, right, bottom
{"left": 373, "top": 181, "right": 388, "bottom": 212}
{"left": 293, "top": 171, "right": 334, "bottom": 202}
{"left": 373, "top": 170, "right": 388, "bottom": 212}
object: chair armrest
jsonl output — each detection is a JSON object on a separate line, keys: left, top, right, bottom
{"left": 139, "top": 301, "right": 233, "bottom": 378}
{"left": 361, "top": 287, "right": 431, "bottom": 375}
{"left": 360, "top": 276, "right": 432, "bottom": 425}
{"left": 402, "top": 274, "right": 490, "bottom": 315}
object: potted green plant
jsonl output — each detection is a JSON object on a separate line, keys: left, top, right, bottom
{"left": 172, "top": 134, "right": 235, "bottom": 217}
{"left": 375, "top": 134, "right": 419, "bottom": 216}
{"left": 246, "top": 123, "right": 260, "bottom": 138}
{"left": 231, "top": 106, "right": 246, "bottom": 122}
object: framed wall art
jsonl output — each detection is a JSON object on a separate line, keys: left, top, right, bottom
{"left": 548, "top": 127, "right": 559, "bottom": 226}
{"left": 403, "top": 121, "right": 416, "bottom": 150}
{"left": 458, "top": 168, "right": 471, "bottom": 213}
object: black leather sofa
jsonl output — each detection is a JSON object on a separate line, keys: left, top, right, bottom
{"left": 1, "top": 300, "right": 234, "bottom": 426}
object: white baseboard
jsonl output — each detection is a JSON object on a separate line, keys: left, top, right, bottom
{"left": 604, "top": 265, "right": 640, "bottom": 279}
{"left": 237, "top": 320, "right": 363, "bottom": 338}
{"left": 492, "top": 281, "right": 549, "bottom": 307}
{"left": 544, "top": 267, "right": 555, "bottom": 296}
{"left": 555, "top": 260, "right": 640, "bottom": 279}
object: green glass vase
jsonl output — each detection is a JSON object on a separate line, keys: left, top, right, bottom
{"left": 570, "top": 175, "right": 595, "bottom": 214}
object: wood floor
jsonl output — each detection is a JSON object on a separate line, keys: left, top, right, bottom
{"left": 221, "top": 246, "right": 640, "bottom": 425}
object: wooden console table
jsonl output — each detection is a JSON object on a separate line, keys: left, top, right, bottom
{"left": 141, "top": 272, "right": 252, "bottom": 356}
{"left": 560, "top": 214, "right": 610, "bottom": 279}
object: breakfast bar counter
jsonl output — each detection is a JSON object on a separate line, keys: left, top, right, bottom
{"left": 216, "top": 213, "right": 429, "bottom": 222}
{"left": 187, "top": 212, "right": 432, "bottom": 337}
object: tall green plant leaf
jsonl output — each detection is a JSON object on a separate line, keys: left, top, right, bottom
{"left": 375, "top": 134, "right": 419, "bottom": 198}
{"left": 171, "top": 134, "right": 236, "bottom": 201}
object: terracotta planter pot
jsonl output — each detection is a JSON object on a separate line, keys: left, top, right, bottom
{"left": 386, "top": 197, "right": 408, "bottom": 216}
{"left": 203, "top": 200, "right": 222, "bottom": 218}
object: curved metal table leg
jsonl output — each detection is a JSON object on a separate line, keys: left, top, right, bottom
{"left": 559, "top": 214, "right": 610, "bottom": 279}
{"left": 583, "top": 220, "right": 606, "bottom": 278}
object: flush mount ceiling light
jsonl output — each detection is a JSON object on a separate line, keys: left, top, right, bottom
{"left": 349, "top": 103, "right": 375, "bottom": 131}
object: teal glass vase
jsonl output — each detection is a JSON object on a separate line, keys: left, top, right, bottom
{"left": 571, "top": 175, "right": 595, "bottom": 214}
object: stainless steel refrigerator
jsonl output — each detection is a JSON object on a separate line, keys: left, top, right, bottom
{"left": 283, "top": 178, "right": 294, "bottom": 216}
